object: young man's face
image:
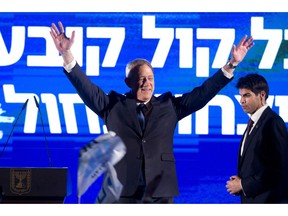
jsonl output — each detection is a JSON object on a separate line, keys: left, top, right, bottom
{"left": 239, "top": 88, "right": 265, "bottom": 114}
{"left": 129, "top": 64, "right": 155, "bottom": 103}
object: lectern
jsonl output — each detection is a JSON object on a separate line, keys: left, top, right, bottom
{"left": 0, "top": 167, "right": 68, "bottom": 203}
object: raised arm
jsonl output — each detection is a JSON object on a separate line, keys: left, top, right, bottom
{"left": 223, "top": 35, "right": 254, "bottom": 74}
{"left": 50, "top": 21, "right": 75, "bottom": 65}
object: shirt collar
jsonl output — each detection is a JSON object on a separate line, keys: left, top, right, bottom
{"left": 250, "top": 104, "right": 269, "bottom": 124}
{"left": 136, "top": 100, "right": 150, "bottom": 106}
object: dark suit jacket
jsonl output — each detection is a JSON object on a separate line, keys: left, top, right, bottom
{"left": 238, "top": 106, "right": 288, "bottom": 203}
{"left": 65, "top": 63, "right": 231, "bottom": 197}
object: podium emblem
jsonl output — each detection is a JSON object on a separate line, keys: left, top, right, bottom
{"left": 10, "top": 168, "right": 32, "bottom": 195}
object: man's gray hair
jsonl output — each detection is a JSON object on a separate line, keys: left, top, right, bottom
{"left": 125, "top": 58, "right": 153, "bottom": 78}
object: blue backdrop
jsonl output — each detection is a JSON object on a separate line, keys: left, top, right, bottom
{"left": 1, "top": 12, "right": 288, "bottom": 203}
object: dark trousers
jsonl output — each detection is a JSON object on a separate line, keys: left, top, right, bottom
{"left": 117, "top": 185, "right": 174, "bottom": 204}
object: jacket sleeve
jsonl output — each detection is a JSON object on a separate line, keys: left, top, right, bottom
{"left": 174, "top": 69, "right": 232, "bottom": 120}
{"left": 64, "top": 62, "right": 110, "bottom": 118}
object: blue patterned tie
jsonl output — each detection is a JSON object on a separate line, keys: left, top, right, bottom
{"left": 137, "top": 103, "right": 146, "bottom": 131}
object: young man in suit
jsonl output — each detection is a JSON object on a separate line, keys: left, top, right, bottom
{"left": 226, "top": 73, "right": 288, "bottom": 203}
{"left": 50, "top": 21, "right": 254, "bottom": 203}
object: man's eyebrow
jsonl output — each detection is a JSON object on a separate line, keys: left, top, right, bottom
{"left": 139, "top": 75, "right": 154, "bottom": 78}
{"left": 242, "top": 93, "right": 251, "bottom": 97}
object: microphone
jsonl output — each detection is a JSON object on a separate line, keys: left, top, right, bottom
{"left": 33, "top": 96, "right": 52, "bottom": 167}
{"left": 0, "top": 99, "right": 29, "bottom": 158}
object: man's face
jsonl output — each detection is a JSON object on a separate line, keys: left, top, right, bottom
{"left": 129, "top": 64, "right": 155, "bottom": 102}
{"left": 239, "top": 88, "right": 264, "bottom": 114}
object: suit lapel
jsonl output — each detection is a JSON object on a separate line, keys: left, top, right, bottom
{"left": 144, "top": 97, "right": 160, "bottom": 134}
{"left": 239, "top": 107, "right": 271, "bottom": 165}
{"left": 240, "top": 124, "right": 258, "bottom": 161}
{"left": 124, "top": 92, "right": 144, "bottom": 135}
{"left": 124, "top": 93, "right": 161, "bottom": 136}
{"left": 238, "top": 130, "right": 246, "bottom": 165}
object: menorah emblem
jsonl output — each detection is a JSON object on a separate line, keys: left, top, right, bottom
{"left": 10, "top": 168, "right": 31, "bottom": 195}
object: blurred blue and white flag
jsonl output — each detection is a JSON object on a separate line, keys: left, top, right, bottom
{"left": 96, "top": 161, "right": 123, "bottom": 203}
{"left": 77, "top": 131, "right": 126, "bottom": 203}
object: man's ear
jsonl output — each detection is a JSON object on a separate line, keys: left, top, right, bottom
{"left": 125, "top": 77, "right": 131, "bottom": 88}
{"left": 259, "top": 90, "right": 266, "bottom": 104}
{"left": 260, "top": 90, "right": 266, "bottom": 98}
